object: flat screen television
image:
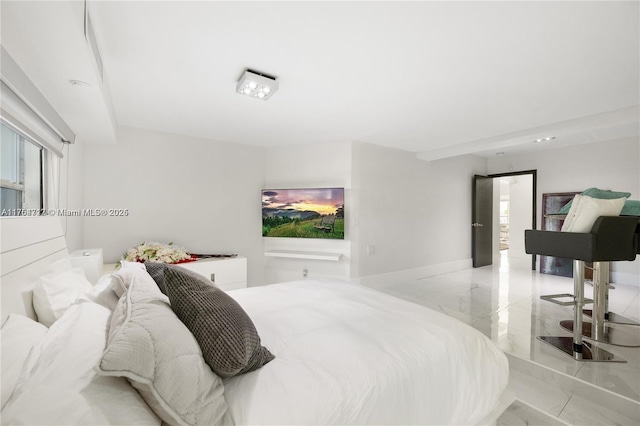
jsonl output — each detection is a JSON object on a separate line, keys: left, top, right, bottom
{"left": 262, "top": 188, "right": 344, "bottom": 239}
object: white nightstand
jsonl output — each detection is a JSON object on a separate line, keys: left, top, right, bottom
{"left": 70, "top": 249, "right": 104, "bottom": 284}
{"left": 178, "top": 256, "right": 247, "bottom": 291}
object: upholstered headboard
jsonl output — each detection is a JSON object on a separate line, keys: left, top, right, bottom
{"left": 0, "top": 216, "right": 69, "bottom": 322}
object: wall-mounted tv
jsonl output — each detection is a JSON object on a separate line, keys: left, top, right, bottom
{"left": 262, "top": 188, "right": 344, "bottom": 239}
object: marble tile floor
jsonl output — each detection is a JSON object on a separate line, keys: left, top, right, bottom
{"left": 363, "top": 253, "right": 640, "bottom": 425}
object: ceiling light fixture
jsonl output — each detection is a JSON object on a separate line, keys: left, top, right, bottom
{"left": 236, "top": 69, "right": 278, "bottom": 101}
{"left": 533, "top": 136, "right": 556, "bottom": 143}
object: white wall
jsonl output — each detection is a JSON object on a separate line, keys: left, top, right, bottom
{"left": 82, "top": 134, "right": 486, "bottom": 286}
{"left": 263, "top": 142, "right": 352, "bottom": 283}
{"left": 352, "top": 142, "right": 487, "bottom": 282}
{"left": 83, "top": 127, "right": 267, "bottom": 285}
{"left": 82, "top": 132, "right": 638, "bottom": 286}
{"left": 488, "top": 137, "right": 640, "bottom": 285}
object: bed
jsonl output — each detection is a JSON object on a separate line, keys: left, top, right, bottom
{"left": 224, "top": 280, "right": 511, "bottom": 425}
{"left": 1, "top": 218, "right": 512, "bottom": 425}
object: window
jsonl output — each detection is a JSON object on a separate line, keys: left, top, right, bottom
{"left": 1, "top": 122, "right": 45, "bottom": 215}
{"left": 499, "top": 201, "right": 509, "bottom": 224}
{"left": 0, "top": 48, "right": 73, "bottom": 217}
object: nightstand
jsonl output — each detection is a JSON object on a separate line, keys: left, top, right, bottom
{"left": 178, "top": 256, "right": 247, "bottom": 291}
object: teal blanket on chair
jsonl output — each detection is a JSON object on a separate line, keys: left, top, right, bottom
{"left": 557, "top": 188, "right": 640, "bottom": 216}
{"left": 621, "top": 200, "right": 640, "bottom": 216}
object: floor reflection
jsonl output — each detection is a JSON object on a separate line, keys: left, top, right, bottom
{"left": 364, "top": 252, "right": 640, "bottom": 403}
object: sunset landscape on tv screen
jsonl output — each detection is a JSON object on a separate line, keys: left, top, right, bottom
{"left": 262, "top": 188, "right": 345, "bottom": 239}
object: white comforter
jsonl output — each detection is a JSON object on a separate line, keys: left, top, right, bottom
{"left": 224, "top": 280, "right": 509, "bottom": 425}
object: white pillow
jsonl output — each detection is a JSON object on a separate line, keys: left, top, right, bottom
{"left": 561, "top": 194, "right": 626, "bottom": 233}
{"left": 97, "top": 270, "right": 231, "bottom": 426}
{"left": 0, "top": 314, "right": 48, "bottom": 409}
{"left": 120, "top": 260, "right": 147, "bottom": 270}
{"left": 32, "top": 268, "right": 93, "bottom": 326}
{"left": 80, "top": 274, "right": 120, "bottom": 311}
{"left": 1, "top": 303, "right": 160, "bottom": 425}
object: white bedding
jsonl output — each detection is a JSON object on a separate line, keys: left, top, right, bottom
{"left": 224, "top": 279, "right": 509, "bottom": 425}
{"left": 1, "top": 272, "right": 508, "bottom": 425}
{"left": 1, "top": 302, "right": 160, "bottom": 425}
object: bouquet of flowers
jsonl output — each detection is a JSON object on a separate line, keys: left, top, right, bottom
{"left": 122, "top": 241, "right": 195, "bottom": 264}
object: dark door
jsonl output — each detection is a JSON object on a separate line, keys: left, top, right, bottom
{"left": 472, "top": 175, "right": 493, "bottom": 267}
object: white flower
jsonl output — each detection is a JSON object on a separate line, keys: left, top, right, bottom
{"left": 121, "top": 241, "right": 191, "bottom": 264}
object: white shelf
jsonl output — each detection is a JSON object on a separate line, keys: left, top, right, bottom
{"left": 265, "top": 250, "right": 342, "bottom": 261}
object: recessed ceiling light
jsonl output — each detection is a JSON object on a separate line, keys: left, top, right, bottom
{"left": 534, "top": 136, "right": 556, "bottom": 143}
{"left": 236, "top": 69, "right": 278, "bottom": 101}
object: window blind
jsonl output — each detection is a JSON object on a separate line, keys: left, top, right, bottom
{"left": 1, "top": 47, "right": 75, "bottom": 157}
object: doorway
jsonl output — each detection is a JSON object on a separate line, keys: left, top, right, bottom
{"left": 472, "top": 170, "right": 537, "bottom": 270}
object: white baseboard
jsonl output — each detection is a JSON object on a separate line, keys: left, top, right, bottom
{"left": 350, "top": 260, "right": 639, "bottom": 288}
{"left": 353, "top": 258, "right": 472, "bottom": 287}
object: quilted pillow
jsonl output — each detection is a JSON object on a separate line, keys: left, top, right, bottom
{"left": 164, "top": 267, "right": 275, "bottom": 378}
{"left": 106, "top": 268, "right": 158, "bottom": 298}
{"left": 97, "top": 270, "right": 231, "bottom": 426}
{"left": 561, "top": 194, "right": 626, "bottom": 233}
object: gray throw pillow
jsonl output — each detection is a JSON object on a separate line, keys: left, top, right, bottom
{"left": 164, "top": 267, "right": 275, "bottom": 378}
{"left": 144, "top": 262, "right": 207, "bottom": 294}
{"left": 144, "top": 262, "right": 168, "bottom": 293}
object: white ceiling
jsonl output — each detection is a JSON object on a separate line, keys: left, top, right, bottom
{"left": 1, "top": 1, "right": 639, "bottom": 158}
